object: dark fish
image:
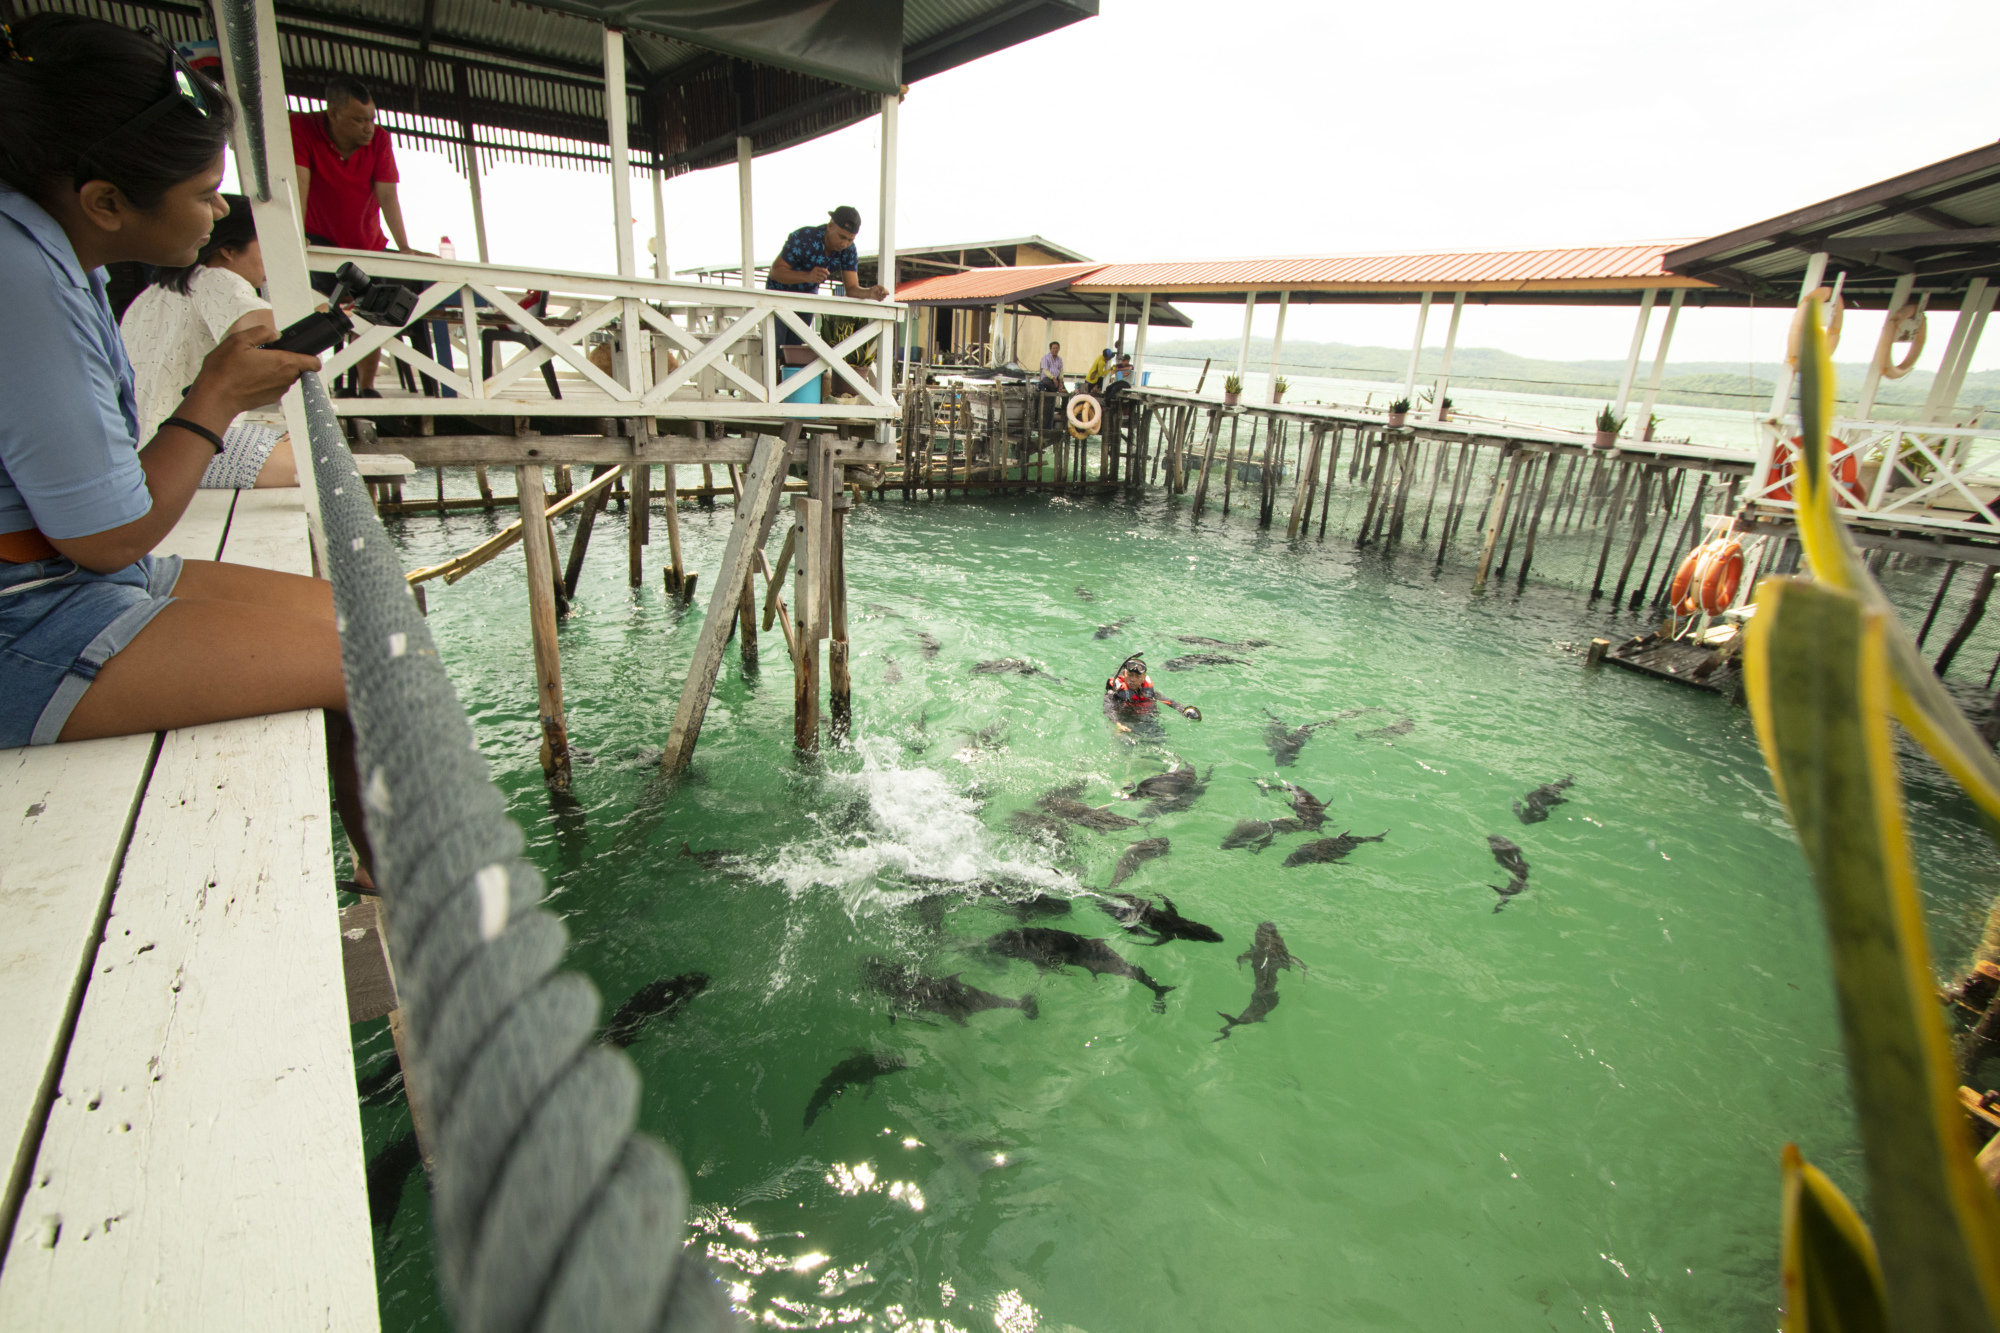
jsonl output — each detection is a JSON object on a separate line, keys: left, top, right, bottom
{"left": 973, "top": 658, "right": 1061, "bottom": 681}
{"left": 1037, "top": 787, "right": 1142, "bottom": 831}
{"left": 1261, "top": 709, "right": 1372, "bottom": 766}
{"left": 1282, "top": 830, "right": 1387, "bottom": 867}
{"left": 1094, "top": 617, "right": 1134, "bottom": 639}
{"left": 1164, "top": 653, "right": 1246, "bottom": 670}
{"left": 914, "top": 631, "right": 942, "bottom": 659}
{"left": 1009, "top": 808, "right": 1074, "bottom": 842}
{"left": 864, "top": 958, "right": 1038, "bottom": 1025}
{"left": 1220, "top": 818, "right": 1304, "bottom": 853}
{"left": 1107, "top": 836, "right": 1170, "bottom": 888}
{"left": 1513, "top": 776, "right": 1575, "bottom": 824}
{"left": 866, "top": 603, "right": 903, "bottom": 618}
{"left": 804, "top": 1051, "right": 908, "bottom": 1129}
{"left": 988, "top": 891, "right": 1074, "bottom": 921}
{"left": 882, "top": 655, "right": 902, "bottom": 685}
{"left": 984, "top": 927, "right": 1176, "bottom": 1011}
{"left": 959, "top": 719, "right": 1009, "bottom": 749}
{"left": 1100, "top": 892, "right": 1223, "bottom": 945}
{"left": 1357, "top": 716, "right": 1415, "bottom": 740}
{"left": 1488, "top": 834, "right": 1530, "bottom": 881}
{"left": 1217, "top": 921, "right": 1305, "bottom": 1041}
{"left": 1145, "top": 768, "right": 1213, "bottom": 816}
{"left": 1258, "top": 780, "right": 1328, "bottom": 832}
{"left": 1175, "top": 636, "right": 1273, "bottom": 649}
{"left": 1123, "top": 765, "right": 1199, "bottom": 801}
{"left": 679, "top": 841, "right": 742, "bottom": 868}
{"left": 1076, "top": 586, "right": 1096, "bottom": 602}
{"left": 366, "top": 1129, "right": 424, "bottom": 1231}
{"left": 1490, "top": 875, "right": 1528, "bottom": 912}
{"left": 601, "top": 972, "right": 709, "bottom": 1048}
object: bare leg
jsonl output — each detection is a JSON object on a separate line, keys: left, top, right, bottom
{"left": 252, "top": 439, "right": 298, "bottom": 488}
{"left": 357, "top": 349, "right": 381, "bottom": 393}
{"left": 58, "top": 561, "right": 372, "bottom": 877}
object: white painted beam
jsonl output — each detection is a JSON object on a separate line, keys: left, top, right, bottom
{"left": 1267, "top": 290, "right": 1290, "bottom": 403}
{"left": 1234, "top": 293, "right": 1257, "bottom": 383}
{"left": 1401, "top": 291, "right": 1432, "bottom": 402}
{"left": 1611, "top": 288, "right": 1657, "bottom": 420}
{"left": 1634, "top": 288, "right": 1685, "bottom": 436}
{"left": 603, "top": 27, "right": 634, "bottom": 279}
{"left": 1855, "top": 273, "right": 1915, "bottom": 421}
{"left": 1133, "top": 292, "right": 1152, "bottom": 385}
{"left": 1432, "top": 290, "right": 1464, "bottom": 416}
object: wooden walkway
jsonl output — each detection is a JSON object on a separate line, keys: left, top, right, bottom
{"left": 0, "top": 489, "right": 376, "bottom": 1330}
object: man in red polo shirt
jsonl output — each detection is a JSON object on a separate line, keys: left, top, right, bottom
{"left": 291, "top": 76, "right": 418, "bottom": 392}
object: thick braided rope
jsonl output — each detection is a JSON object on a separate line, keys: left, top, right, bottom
{"left": 298, "top": 375, "right": 737, "bottom": 1332}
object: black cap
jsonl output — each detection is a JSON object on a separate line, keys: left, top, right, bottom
{"left": 829, "top": 205, "right": 862, "bottom": 231}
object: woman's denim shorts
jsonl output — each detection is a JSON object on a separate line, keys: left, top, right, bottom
{"left": 0, "top": 553, "right": 182, "bottom": 748}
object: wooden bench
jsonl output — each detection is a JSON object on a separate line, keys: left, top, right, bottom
{"left": 0, "top": 489, "right": 377, "bottom": 1330}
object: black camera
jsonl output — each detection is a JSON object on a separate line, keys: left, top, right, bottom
{"left": 262, "top": 261, "right": 418, "bottom": 357}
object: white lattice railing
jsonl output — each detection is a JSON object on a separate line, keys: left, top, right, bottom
{"left": 306, "top": 247, "right": 902, "bottom": 422}
{"left": 1746, "top": 416, "right": 2000, "bottom": 537}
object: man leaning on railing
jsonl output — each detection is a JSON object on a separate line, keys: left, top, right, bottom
{"left": 766, "top": 204, "right": 889, "bottom": 353}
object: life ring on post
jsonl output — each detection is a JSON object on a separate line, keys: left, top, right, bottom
{"left": 1786, "top": 287, "right": 1844, "bottom": 364}
{"left": 1766, "top": 436, "right": 1861, "bottom": 506}
{"left": 1669, "top": 545, "right": 1706, "bottom": 613}
{"left": 1873, "top": 301, "right": 1928, "bottom": 381}
{"left": 1699, "top": 540, "right": 1743, "bottom": 615}
{"left": 1067, "top": 393, "right": 1103, "bottom": 436}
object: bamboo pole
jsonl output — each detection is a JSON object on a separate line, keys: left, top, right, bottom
{"left": 408, "top": 464, "right": 624, "bottom": 586}
{"left": 516, "top": 464, "right": 571, "bottom": 790}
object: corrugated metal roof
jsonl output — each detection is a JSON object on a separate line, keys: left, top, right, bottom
{"left": 897, "top": 262, "right": 1107, "bottom": 304}
{"left": 1071, "top": 242, "right": 1708, "bottom": 294}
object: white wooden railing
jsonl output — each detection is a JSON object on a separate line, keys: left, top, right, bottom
{"left": 1746, "top": 416, "right": 2000, "bottom": 537}
{"left": 306, "top": 248, "right": 903, "bottom": 422}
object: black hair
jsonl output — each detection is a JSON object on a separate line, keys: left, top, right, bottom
{"left": 0, "top": 14, "right": 232, "bottom": 208}
{"left": 149, "top": 191, "right": 255, "bottom": 293}
{"left": 325, "top": 75, "right": 372, "bottom": 107}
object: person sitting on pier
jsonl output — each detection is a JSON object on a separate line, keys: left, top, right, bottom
{"left": 120, "top": 192, "right": 296, "bottom": 489}
{"left": 766, "top": 204, "right": 889, "bottom": 350}
{"left": 0, "top": 15, "right": 372, "bottom": 880}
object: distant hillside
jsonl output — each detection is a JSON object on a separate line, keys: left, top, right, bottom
{"left": 1142, "top": 337, "right": 1998, "bottom": 421}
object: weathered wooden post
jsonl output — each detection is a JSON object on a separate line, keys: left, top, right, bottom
{"left": 1610, "top": 467, "right": 1656, "bottom": 608}
{"left": 1589, "top": 461, "right": 1634, "bottom": 601}
{"left": 1472, "top": 447, "right": 1523, "bottom": 590}
{"left": 516, "top": 464, "right": 571, "bottom": 790}
{"left": 829, "top": 494, "right": 853, "bottom": 740}
{"left": 1514, "top": 448, "right": 1561, "bottom": 592}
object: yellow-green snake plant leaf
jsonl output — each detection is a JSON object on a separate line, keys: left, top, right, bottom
{"left": 1789, "top": 294, "right": 2000, "bottom": 828}
{"left": 1781, "top": 1142, "right": 1888, "bottom": 1333}
{"left": 1746, "top": 575, "right": 2000, "bottom": 1328}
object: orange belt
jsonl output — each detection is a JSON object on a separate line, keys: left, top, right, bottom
{"left": 0, "top": 527, "right": 59, "bottom": 563}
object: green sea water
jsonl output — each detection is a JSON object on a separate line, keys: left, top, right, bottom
{"left": 358, "top": 471, "right": 2000, "bottom": 1333}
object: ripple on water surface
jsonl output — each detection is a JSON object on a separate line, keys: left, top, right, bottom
{"left": 359, "top": 486, "right": 1996, "bottom": 1331}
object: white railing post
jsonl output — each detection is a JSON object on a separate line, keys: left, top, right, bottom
{"left": 1432, "top": 290, "right": 1464, "bottom": 417}
{"left": 1133, "top": 292, "right": 1152, "bottom": 386}
{"left": 1267, "top": 289, "right": 1290, "bottom": 403}
{"left": 1612, "top": 288, "right": 1656, "bottom": 423}
{"left": 604, "top": 29, "right": 635, "bottom": 279}
{"left": 1401, "top": 291, "right": 1432, "bottom": 403}
{"left": 1856, "top": 273, "right": 1915, "bottom": 422}
{"left": 1234, "top": 292, "right": 1257, "bottom": 385}
{"left": 1634, "top": 289, "right": 1684, "bottom": 436}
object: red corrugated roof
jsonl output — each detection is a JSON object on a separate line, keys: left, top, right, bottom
{"left": 1070, "top": 242, "right": 1710, "bottom": 292}
{"left": 897, "top": 261, "right": 1106, "bottom": 304}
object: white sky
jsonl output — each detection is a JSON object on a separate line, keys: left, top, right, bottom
{"left": 365, "top": 0, "right": 2000, "bottom": 374}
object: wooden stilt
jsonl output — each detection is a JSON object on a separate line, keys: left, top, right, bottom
{"left": 1318, "top": 427, "right": 1343, "bottom": 540}
{"left": 1258, "top": 420, "right": 1280, "bottom": 528}
{"left": 661, "top": 432, "right": 794, "bottom": 775}
{"left": 1192, "top": 410, "right": 1223, "bottom": 517}
{"left": 1514, "top": 448, "right": 1560, "bottom": 592}
{"left": 1493, "top": 452, "right": 1533, "bottom": 577}
{"left": 561, "top": 464, "right": 614, "bottom": 599}
{"left": 1918, "top": 561, "right": 1964, "bottom": 650}
{"left": 1386, "top": 436, "right": 1418, "bottom": 545}
{"left": 1936, "top": 565, "right": 1998, "bottom": 677}
{"left": 1472, "top": 448, "right": 1522, "bottom": 590}
{"left": 829, "top": 498, "right": 852, "bottom": 741}
{"left": 1220, "top": 414, "right": 1240, "bottom": 515}
{"left": 1288, "top": 425, "right": 1323, "bottom": 537}
{"left": 661, "top": 462, "right": 686, "bottom": 593}
{"left": 1417, "top": 438, "right": 1449, "bottom": 542}
{"left": 1651, "top": 474, "right": 1709, "bottom": 615}
{"left": 1356, "top": 437, "right": 1390, "bottom": 548}
{"left": 517, "top": 464, "right": 571, "bottom": 791}
{"left": 1436, "top": 442, "right": 1472, "bottom": 563}
{"left": 554, "top": 464, "right": 573, "bottom": 499}
{"left": 474, "top": 465, "right": 495, "bottom": 511}
{"left": 1630, "top": 471, "right": 1682, "bottom": 609}
{"left": 1589, "top": 462, "right": 1634, "bottom": 600}
{"left": 628, "top": 460, "right": 649, "bottom": 588}
{"left": 1610, "top": 468, "right": 1656, "bottom": 609}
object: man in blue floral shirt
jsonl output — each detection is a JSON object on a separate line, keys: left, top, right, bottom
{"left": 767, "top": 206, "right": 888, "bottom": 348}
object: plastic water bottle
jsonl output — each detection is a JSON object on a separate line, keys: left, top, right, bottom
{"left": 439, "top": 236, "right": 456, "bottom": 260}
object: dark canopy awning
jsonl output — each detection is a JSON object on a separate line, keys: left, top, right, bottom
{"left": 9, "top": 0, "right": 1096, "bottom": 176}
{"left": 1664, "top": 143, "right": 2000, "bottom": 310}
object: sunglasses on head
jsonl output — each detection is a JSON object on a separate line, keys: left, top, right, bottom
{"left": 72, "top": 26, "right": 216, "bottom": 187}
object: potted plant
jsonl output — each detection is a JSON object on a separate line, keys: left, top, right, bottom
{"left": 1592, "top": 404, "right": 1625, "bottom": 449}
{"left": 1386, "top": 397, "right": 1411, "bottom": 428}
{"left": 1437, "top": 395, "right": 1454, "bottom": 423}
{"left": 1642, "top": 413, "right": 1659, "bottom": 442}
{"left": 1272, "top": 375, "right": 1288, "bottom": 404}
{"left": 1223, "top": 373, "right": 1244, "bottom": 407}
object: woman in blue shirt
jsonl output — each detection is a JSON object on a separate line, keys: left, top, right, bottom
{"left": 0, "top": 16, "right": 369, "bottom": 872}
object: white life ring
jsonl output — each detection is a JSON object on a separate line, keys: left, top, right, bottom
{"left": 1786, "top": 287, "right": 1845, "bottom": 365}
{"left": 1067, "top": 393, "right": 1103, "bottom": 436}
{"left": 1872, "top": 301, "right": 1927, "bottom": 381}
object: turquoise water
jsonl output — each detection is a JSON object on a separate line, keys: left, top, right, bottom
{"left": 359, "top": 472, "right": 1998, "bottom": 1332}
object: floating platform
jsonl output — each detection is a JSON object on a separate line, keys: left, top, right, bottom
{"left": 1605, "top": 630, "right": 1742, "bottom": 696}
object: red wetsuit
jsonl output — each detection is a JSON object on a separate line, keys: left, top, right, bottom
{"left": 1105, "top": 673, "right": 1157, "bottom": 714}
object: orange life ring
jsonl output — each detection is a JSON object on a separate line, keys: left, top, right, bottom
{"left": 1873, "top": 301, "right": 1927, "bottom": 381}
{"left": 1669, "top": 546, "right": 1704, "bottom": 612}
{"left": 1766, "top": 436, "right": 1862, "bottom": 506}
{"left": 1067, "top": 393, "right": 1102, "bottom": 436}
{"left": 1699, "top": 540, "right": 1743, "bottom": 615}
{"left": 1786, "top": 287, "right": 1845, "bottom": 365}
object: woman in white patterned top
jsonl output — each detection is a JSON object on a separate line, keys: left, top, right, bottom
{"left": 120, "top": 193, "right": 294, "bottom": 488}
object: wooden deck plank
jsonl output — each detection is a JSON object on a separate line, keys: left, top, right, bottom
{"left": 0, "top": 485, "right": 375, "bottom": 1329}
{"left": 0, "top": 491, "right": 238, "bottom": 1236}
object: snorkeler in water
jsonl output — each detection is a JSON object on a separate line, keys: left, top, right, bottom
{"left": 1105, "top": 655, "right": 1202, "bottom": 724}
